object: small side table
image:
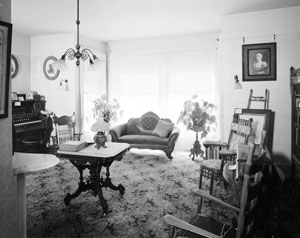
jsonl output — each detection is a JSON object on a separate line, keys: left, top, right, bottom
{"left": 13, "top": 153, "right": 60, "bottom": 238}
{"left": 57, "top": 142, "right": 130, "bottom": 216}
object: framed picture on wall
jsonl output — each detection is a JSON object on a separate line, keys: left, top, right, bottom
{"left": 43, "top": 56, "right": 60, "bottom": 80}
{"left": 11, "top": 92, "right": 18, "bottom": 101}
{"left": 0, "top": 20, "right": 12, "bottom": 118}
{"left": 242, "top": 42, "right": 276, "bottom": 81}
{"left": 11, "top": 54, "right": 19, "bottom": 79}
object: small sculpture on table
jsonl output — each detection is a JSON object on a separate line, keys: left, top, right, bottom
{"left": 177, "top": 95, "right": 216, "bottom": 160}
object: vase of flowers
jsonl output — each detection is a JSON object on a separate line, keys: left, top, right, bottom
{"left": 92, "top": 95, "right": 123, "bottom": 123}
{"left": 91, "top": 95, "right": 123, "bottom": 147}
{"left": 177, "top": 95, "right": 216, "bottom": 160}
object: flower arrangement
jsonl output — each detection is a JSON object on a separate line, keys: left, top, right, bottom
{"left": 92, "top": 95, "right": 123, "bottom": 123}
{"left": 177, "top": 95, "right": 216, "bottom": 139}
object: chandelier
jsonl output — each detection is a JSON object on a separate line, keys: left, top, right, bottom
{"left": 52, "top": 0, "right": 100, "bottom": 70}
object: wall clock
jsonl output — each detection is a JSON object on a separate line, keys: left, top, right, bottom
{"left": 43, "top": 56, "right": 60, "bottom": 80}
{"left": 11, "top": 54, "right": 19, "bottom": 79}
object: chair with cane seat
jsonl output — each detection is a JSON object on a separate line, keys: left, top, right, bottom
{"left": 164, "top": 142, "right": 265, "bottom": 238}
{"left": 199, "top": 114, "right": 253, "bottom": 194}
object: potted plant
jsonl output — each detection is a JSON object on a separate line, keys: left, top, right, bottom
{"left": 177, "top": 95, "right": 216, "bottom": 159}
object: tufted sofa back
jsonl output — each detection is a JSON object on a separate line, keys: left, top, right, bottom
{"left": 140, "top": 112, "right": 160, "bottom": 130}
{"left": 126, "top": 112, "right": 172, "bottom": 135}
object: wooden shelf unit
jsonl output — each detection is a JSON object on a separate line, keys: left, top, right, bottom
{"left": 290, "top": 67, "right": 300, "bottom": 200}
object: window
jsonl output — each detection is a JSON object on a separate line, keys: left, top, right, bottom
{"left": 109, "top": 48, "right": 218, "bottom": 150}
{"left": 80, "top": 50, "right": 107, "bottom": 132}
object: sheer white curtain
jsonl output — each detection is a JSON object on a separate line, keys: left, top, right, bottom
{"left": 109, "top": 48, "right": 218, "bottom": 150}
{"left": 109, "top": 55, "right": 159, "bottom": 123}
{"left": 80, "top": 50, "right": 107, "bottom": 133}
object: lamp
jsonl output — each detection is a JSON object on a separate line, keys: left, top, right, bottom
{"left": 234, "top": 75, "right": 242, "bottom": 89}
{"left": 59, "top": 79, "right": 69, "bottom": 91}
{"left": 52, "top": 0, "right": 100, "bottom": 70}
{"left": 91, "top": 118, "right": 110, "bottom": 149}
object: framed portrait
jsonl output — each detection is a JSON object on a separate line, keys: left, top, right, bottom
{"left": 43, "top": 56, "right": 60, "bottom": 80}
{"left": 11, "top": 54, "right": 19, "bottom": 79}
{"left": 0, "top": 21, "right": 12, "bottom": 118}
{"left": 242, "top": 42, "right": 276, "bottom": 81}
{"left": 11, "top": 92, "right": 18, "bottom": 101}
{"left": 234, "top": 108, "right": 274, "bottom": 154}
{"left": 26, "top": 90, "right": 35, "bottom": 100}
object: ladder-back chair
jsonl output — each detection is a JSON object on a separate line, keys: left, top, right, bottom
{"left": 52, "top": 113, "right": 80, "bottom": 146}
{"left": 199, "top": 114, "right": 253, "bottom": 194}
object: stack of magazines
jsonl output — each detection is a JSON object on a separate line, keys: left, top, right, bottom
{"left": 59, "top": 141, "right": 87, "bottom": 152}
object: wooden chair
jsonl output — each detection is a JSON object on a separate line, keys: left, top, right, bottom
{"left": 222, "top": 129, "right": 268, "bottom": 186}
{"left": 52, "top": 113, "right": 81, "bottom": 146}
{"left": 164, "top": 142, "right": 265, "bottom": 238}
{"left": 199, "top": 114, "right": 253, "bottom": 194}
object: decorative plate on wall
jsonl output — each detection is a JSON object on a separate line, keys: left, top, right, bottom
{"left": 43, "top": 56, "right": 60, "bottom": 80}
{"left": 11, "top": 54, "right": 19, "bottom": 79}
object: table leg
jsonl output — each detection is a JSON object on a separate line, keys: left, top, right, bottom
{"left": 189, "top": 131, "right": 204, "bottom": 160}
{"left": 64, "top": 166, "right": 88, "bottom": 206}
{"left": 17, "top": 173, "right": 26, "bottom": 238}
{"left": 90, "top": 165, "right": 108, "bottom": 215}
{"left": 101, "top": 166, "right": 125, "bottom": 196}
{"left": 64, "top": 158, "right": 126, "bottom": 215}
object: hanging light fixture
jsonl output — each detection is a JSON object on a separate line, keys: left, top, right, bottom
{"left": 52, "top": 0, "right": 100, "bottom": 70}
{"left": 233, "top": 75, "right": 242, "bottom": 89}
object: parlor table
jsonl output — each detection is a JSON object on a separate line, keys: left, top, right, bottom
{"left": 57, "top": 142, "right": 130, "bottom": 215}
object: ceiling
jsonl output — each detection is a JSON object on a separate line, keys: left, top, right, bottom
{"left": 11, "top": 0, "right": 300, "bottom": 42}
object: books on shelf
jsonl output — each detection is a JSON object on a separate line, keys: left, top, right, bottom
{"left": 59, "top": 141, "right": 87, "bottom": 152}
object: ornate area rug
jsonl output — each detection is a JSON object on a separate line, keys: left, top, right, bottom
{"left": 26, "top": 149, "right": 240, "bottom": 238}
{"left": 26, "top": 148, "right": 300, "bottom": 238}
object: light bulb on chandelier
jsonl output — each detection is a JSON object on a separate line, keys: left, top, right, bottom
{"left": 52, "top": 0, "right": 100, "bottom": 71}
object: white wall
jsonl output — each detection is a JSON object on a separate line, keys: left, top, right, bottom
{"left": 108, "top": 32, "right": 219, "bottom": 54}
{"left": 0, "top": 1, "right": 19, "bottom": 237}
{"left": 219, "top": 6, "right": 300, "bottom": 163}
{"left": 31, "top": 33, "right": 108, "bottom": 131}
{"left": 12, "top": 32, "right": 31, "bottom": 93}
{"left": 31, "top": 33, "right": 77, "bottom": 116}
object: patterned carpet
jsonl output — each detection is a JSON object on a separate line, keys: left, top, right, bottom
{"left": 26, "top": 148, "right": 300, "bottom": 238}
{"left": 26, "top": 149, "right": 239, "bottom": 238}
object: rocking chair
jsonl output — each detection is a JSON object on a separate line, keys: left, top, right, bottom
{"left": 164, "top": 142, "right": 265, "bottom": 238}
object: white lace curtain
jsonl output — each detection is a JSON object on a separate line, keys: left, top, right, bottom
{"left": 109, "top": 49, "right": 217, "bottom": 121}
{"left": 80, "top": 50, "right": 107, "bottom": 132}
{"left": 108, "top": 48, "right": 218, "bottom": 149}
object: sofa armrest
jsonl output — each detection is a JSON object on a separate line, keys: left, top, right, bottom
{"left": 109, "top": 123, "right": 127, "bottom": 142}
{"left": 168, "top": 126, "right": 180, "bottom": 146}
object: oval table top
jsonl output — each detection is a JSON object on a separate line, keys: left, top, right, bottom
{"left": 12, "top": 152, "right": 60, "bottom": 175}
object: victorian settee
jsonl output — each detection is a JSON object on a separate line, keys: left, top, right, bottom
{"left": 109, "top": 112, "right": 180, "bottom": 159}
